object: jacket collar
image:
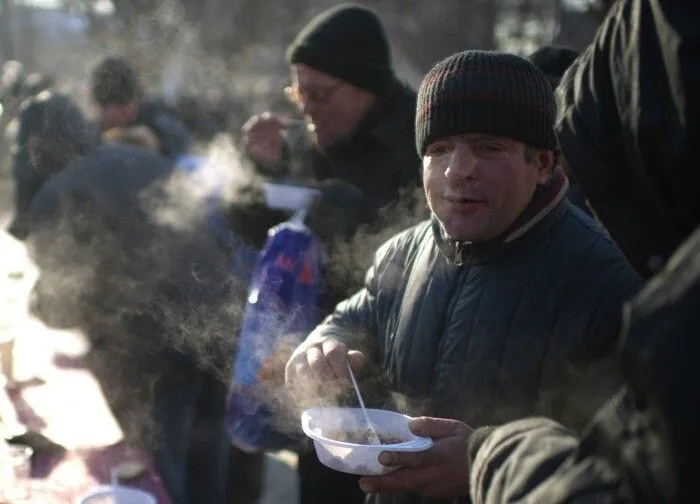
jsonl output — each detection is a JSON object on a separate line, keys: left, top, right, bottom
{"left": 434, "top": 168, "right": 570, "bottom": 265}
{"left": 324, "top": 79, "right": 415, "bottom": 155}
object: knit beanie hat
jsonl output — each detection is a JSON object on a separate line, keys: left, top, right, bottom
{"left": 528, "top": 45, "right": 580, "bottom": 88}
{"left": 415, "top": 50, "right": 557, "bottom": 156}
{"left": 285, "top": 3, "right": 395, "bottom": 94}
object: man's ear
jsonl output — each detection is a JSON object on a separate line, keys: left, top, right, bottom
{"left": 535, "top": 149, "right": 556, "bottom": 184}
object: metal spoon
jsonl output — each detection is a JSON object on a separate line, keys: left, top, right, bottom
{"left": 346, "top": 361, "right": 382, "bottom": 445}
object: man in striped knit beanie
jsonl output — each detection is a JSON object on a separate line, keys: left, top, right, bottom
{"left": 286, "top": 50, "right": 640, "bottom": 504}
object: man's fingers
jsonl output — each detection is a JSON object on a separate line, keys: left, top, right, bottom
{"left": 378, "top": 448, "right": 434, "bottom": 468}
{"left": 284, "top": 354, "right": 307, "bottom": 385}
{"left": 408, "top": 416, "right": 471, "bottom": 439}
{"left": 242, "top": 112, "right": 288, "bottom": 135}
{"left": 321, "top": 339, "right": 351, "bottom": 379}
{"left": 306, "top": 345, "right": 336, "bottom": 381}
{"left": 347, "top": 349, "right": 366, "bottom": 373}
{"left": 359, "top": 466, "right": 434, "bottom": 494}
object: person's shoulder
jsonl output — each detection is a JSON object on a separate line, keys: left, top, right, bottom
{"left": 556, "top": 202, "right": 619, "bottom": 248}
{"left": 83, "top": 143, "right": 168, "bottom": 165}
{"left": 138, "top": 100, "right": 191, "bottom": 148}
{"left": 550, "top": 203, "right": 642, "bottom": 282}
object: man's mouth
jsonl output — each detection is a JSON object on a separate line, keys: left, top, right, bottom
{"left": 443, "top": 195, "right": 487, "bottom": 214}
{"left": 444, "top": 195, "right": 485, "bottom": 205}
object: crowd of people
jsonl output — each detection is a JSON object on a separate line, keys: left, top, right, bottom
{"left": 1, "top": 0, "right": 696, "bottom": 503}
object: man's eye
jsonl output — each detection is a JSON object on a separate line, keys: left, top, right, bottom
{"left": 475, "top": 143, "right": 506, "bottom": 157}
{"left": 426, "top": 143, "right": 451, "bottom": 156}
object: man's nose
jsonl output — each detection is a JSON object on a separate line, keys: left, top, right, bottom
{"left": 445, "top": 143, "right": 477, "bottom": 181}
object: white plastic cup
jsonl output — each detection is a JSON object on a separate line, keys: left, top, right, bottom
{"left": 0, "top": 444, "right": 33, "bottom": 501}
{"left": 262, "top": 183, "right": 321, "bottom": 211}
{"left": 77, "top": 485, "right": 157, "bottom": 504}
{"left": 301, "top": 407, "right": 433, "bottom": 475}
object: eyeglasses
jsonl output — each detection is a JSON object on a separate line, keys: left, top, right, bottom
{"left": 284, "top": 81, "right": 344, "bottom": 107}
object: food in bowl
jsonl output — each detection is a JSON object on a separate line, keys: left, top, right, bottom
{"left": 302, "top": 407, "right": 433, "bottom": 475}
{"left": 323, "top": 429, "right": 408, "bottom": 445}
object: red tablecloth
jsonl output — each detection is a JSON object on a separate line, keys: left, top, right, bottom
{"left": 5, "top": 322, "right": 172, "bottom": 503}
{"left": 0, "top": 237, "right": 172, "bottom": 503}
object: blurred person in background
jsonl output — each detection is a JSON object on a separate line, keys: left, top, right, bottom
{"left": 527, "top": 45, "right": 591, "bottom": 215}
{"left": 242, "top": 3, "right": 422, "bottom": 226}
{"left": 0, "top": 61, "right": 55, "bottom": 176}
{"left": 382, "top": 1, "right": 700, "bottom": 502}
{"left": 89, "top": 56, "right": 191, "bottom": 160}
{"left": 8, "top": 91, "right": 240, "bottom": 504}
{"left": 6, "top": 91, "right": 97, "bottom": 240}
{"left": 241, "top": 4, "right": 424, "bottom": 504}
{"left": 286, "top": 49, "right": 642, "bottom": 504}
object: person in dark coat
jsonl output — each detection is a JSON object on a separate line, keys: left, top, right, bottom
{"left": 448, "top": 1, "right": 700, "bottom": 503}
{"left": 527, "top": 45, "right": 591, "bottom": 216}
{"left": 90, "top": 56, "right": 191, "bottom": 160}
{"left": 12, "top": 92, "right": 241, "bottom": 504}
{"left": 242, "top": 3, "right": 423, "bottom": 228}
{"left": 285, "top": 50, "right": 642, "bottom": 504}
{"left": 6, "top": 91, "right": 98, "bottom": 240}
{"left": 241, "top": 5, "right": 424, "bottom": 504}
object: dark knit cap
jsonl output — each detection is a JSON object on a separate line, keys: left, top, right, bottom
{"left": 415, "top": 50, "right": 557, "bottom": 156}
{"left": 285, "top": 3, "right": 395, "bottom": 94}
{"left": 528, "top": 45, "right": 580, "bottom": 88}
{"left": 17, "top": 91, "right": 95, "bottom": 158}
{"left": 90, "top": 56, "right": 142, "bottom": 105}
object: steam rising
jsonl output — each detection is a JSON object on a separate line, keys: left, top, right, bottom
{"left": 25, "top": 135, "right": 263, "bottom": 448}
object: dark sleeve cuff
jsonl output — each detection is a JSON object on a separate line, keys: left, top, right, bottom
{"left": 469, "top": 426, "right": 497, "bottom": 466}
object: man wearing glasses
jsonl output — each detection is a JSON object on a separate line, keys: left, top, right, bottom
{"left": 241, "top": 5, "right": 423, "bottom": 504}
{"left": 242, "top": 3, "right": 422, "bottom": 225}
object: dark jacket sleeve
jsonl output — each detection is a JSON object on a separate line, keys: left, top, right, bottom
{"left": 297, "top": 230, "right": 409, "bottom": 359}
{"left": 138, "top": 103, "right": 192, "bottom": 159}
{"left": 299, "top": 255, "right": 380, "bottom": 358}
{"left": 556, "top": 0, "right": 700, "bottom": 279}
{"left": 469, "top": 417, "right": 625, "bottom": 504}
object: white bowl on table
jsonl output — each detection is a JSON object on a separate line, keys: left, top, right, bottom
{"left": 301, "top": 407, "right": 433, "bottom": 476}
{"left": 76, "top": 485, "right": 156, "bottom": 504}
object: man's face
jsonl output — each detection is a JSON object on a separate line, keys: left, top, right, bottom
{"left": 423, "top": 133, "right": 552, "bottom": 242}
{"left": 289, "top": 64, "right": 376, "bottom": 149}
{"left": 97, "top": 100, "right": 137, "bottom": 131}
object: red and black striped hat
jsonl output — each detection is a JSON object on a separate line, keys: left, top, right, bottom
{"left": 415, "top": 50, "right": 557, "bottom": 156}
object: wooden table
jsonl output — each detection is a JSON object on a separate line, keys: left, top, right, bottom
{"left": 0, "top": 230, "right": 172, "bottom": 503}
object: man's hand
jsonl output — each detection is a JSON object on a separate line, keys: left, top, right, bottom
{"left": 285, "top": 337, "right": 365, "bottom": 386}
{"left": 358, "top": 417, "right": 473, "bottom": 499}
{"left": 242, "top": 112, "right": 291, "bottom": 167}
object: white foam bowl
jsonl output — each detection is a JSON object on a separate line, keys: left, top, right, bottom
{"left": 262, "top": 183, "right": 321, "bottom": 211}
{"left": 301, "top": 407, "right": 433, "bottom": 476}
{"left": 77, "top": 485, "right": 157, "bottom": 504}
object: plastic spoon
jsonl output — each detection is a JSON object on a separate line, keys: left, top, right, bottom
{"left": 346, "top": 361, "right": 382, "bottom": 445}
{"left": 110, "top": 466, "right": 121, "bottom": 504}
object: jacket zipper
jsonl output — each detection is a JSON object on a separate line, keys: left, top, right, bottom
{"left": 428, "top": 242, "right": 469, "bottom": 410}
{"left": 454, "top": 240, "right": 466, "bottom": 266}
